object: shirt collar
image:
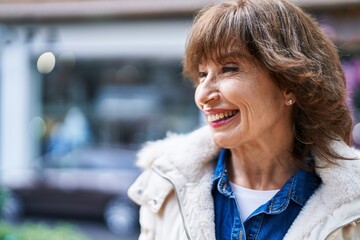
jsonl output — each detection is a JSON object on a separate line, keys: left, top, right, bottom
{"left": 212, "top": 148, "right": 228, "bottom": 181}
{"left": 268, "top": 167, "right": 321, "bottom": 214}
{"left": 212, "top": 149, "right": 232, "bottom": 196}
{"left": 290, "top": 167, "right": 322, "bottom": 206}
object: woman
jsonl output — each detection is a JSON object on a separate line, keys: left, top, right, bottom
{"left": 128, "top": 0, "right": 360, "bottom": 239}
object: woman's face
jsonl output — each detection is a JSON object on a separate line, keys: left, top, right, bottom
{"left": 194, "top": 56, "right": 294, "bottom": 149}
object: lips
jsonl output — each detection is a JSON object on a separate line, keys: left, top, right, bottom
{"left": 206, "top": 110, "right": 238, "bottom": 123}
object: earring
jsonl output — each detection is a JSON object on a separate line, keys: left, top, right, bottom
{"left": 286, "top": 99, "right": 294, "bottom": 105}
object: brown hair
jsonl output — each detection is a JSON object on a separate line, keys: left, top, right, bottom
{"left": 183, "top": 0, "right": 353, "bottom": 167}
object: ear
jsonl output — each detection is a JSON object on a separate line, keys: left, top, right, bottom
{"left": 283, "top": 90, "right": 296, "bottom": 106}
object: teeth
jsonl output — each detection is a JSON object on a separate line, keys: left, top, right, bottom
{"left": 206, "top": 110, "right": 237, "bottom": 122}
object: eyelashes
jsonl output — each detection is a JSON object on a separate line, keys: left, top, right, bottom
{"left": 199, "top": 72, "right": 207, "bottom": 78}
{"left": 222, "top": 66, "right": 239, "bottom": 73}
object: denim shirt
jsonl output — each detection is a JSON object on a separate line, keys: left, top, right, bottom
{"left": 212, "top": 149, "right": 321, "bottom": 240}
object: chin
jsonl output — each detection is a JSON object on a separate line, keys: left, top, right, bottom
{"left": 210, "top": 129, "right": 243, "bottom": 149}
{"left": 211, "top": 134, "right": 232, "bottom": 148}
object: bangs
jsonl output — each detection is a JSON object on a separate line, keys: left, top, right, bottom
{"left": 183, "top": 1, "right": 254, "bottom": 83}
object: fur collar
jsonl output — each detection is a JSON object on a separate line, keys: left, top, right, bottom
{"left": 136, "top": 126, "right": 220, "bottom": 182}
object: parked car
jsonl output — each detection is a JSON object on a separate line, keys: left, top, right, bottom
{"left": 1, "top": 146, "right": 141, "bottom": 236}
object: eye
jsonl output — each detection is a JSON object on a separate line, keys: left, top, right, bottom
{"left": 198, "top": 71, "right": 207, "bottom": 81}
{"left": 222, "top": 66, "right": 239, "bottom": 73}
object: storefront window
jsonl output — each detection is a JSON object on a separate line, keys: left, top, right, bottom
{"left": 37, "top": 56, "right": 199, "bottom": 155}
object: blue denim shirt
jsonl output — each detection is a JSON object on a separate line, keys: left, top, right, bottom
{"left": 212, "top": 149, "right": 321, "bottom": 240}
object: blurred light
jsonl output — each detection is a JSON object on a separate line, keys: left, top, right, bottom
{"left": 30, "top": 116, "right": 47, "bottom": 138}
{"left": 37, "top": 51, "right": 56, "bottom": 74}
{"left": 58, "top": 51, "right": 76, "bottom": 70}
{"left": 352, "top": 122, "right": 360, "bottom": 145}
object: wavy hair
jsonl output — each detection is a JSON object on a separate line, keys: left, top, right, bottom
{"left": 183, "top": 0, "right": 353, "bottom": 167}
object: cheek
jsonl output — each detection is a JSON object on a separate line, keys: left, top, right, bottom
{"left": 194, "top": 87, "right": 202, "bottom": 109}
{"left": 221, "top": 83, "right": 250, "bottom": 105}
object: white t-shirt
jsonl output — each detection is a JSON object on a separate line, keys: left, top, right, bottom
{"left": 229, "top": 181, "right": 280, "bottom": 222}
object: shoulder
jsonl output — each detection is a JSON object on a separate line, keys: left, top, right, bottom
{"left": 314, "top": 141, "right": 360, "bottom": 212}
{"left": 315, "top": 141, "right": 360, "bottom": 191}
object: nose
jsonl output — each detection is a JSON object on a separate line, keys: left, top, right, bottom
{"left": 195, "top": 79, "right": 220, "bottom": 109}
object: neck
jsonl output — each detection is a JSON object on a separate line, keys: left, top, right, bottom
{"left": 228, "top": 137, "right": 298, "bottom": 190}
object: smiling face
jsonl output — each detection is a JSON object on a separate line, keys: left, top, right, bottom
{"left": 195, "top": 56, "right": 294, "bottom": 149}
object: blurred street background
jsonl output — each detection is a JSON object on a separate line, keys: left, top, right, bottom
{"left": 0, "top": 0, "right": 360, "bottom": 239}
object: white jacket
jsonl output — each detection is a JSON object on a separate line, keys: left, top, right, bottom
{"left": 128, "top": 126, "right": 360, "bottom": 240}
